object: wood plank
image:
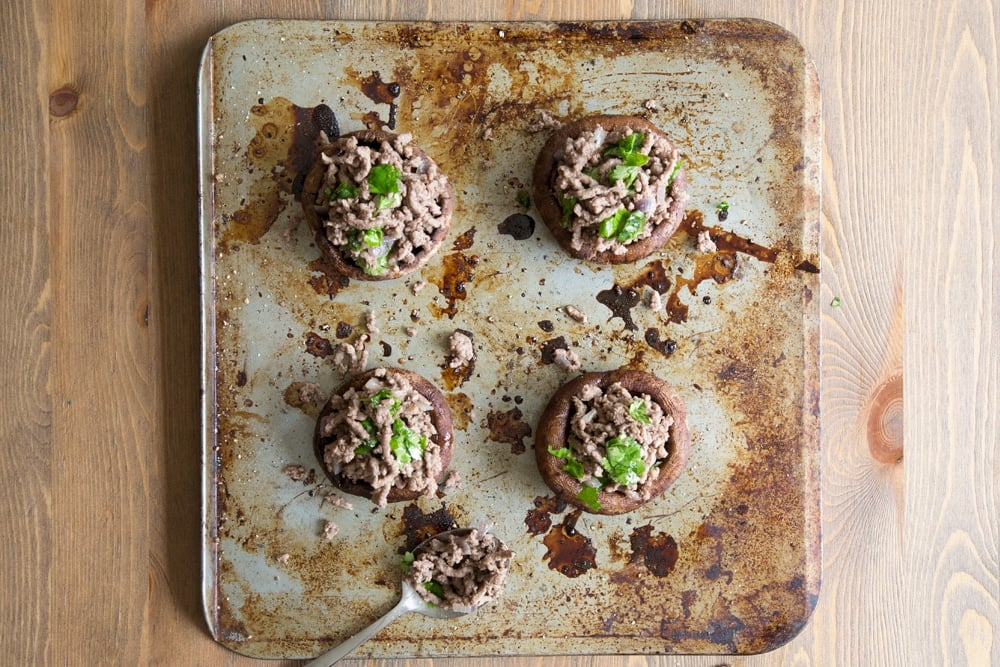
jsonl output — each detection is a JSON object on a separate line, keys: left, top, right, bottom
{"left": 0, "top": 0, "right": 51, "bottom": 663}
{"left": 45, "top": 0, "right": 151, "bottom": 664}
{"left": 905, "top": 0, "right": 999, "bottom": 665}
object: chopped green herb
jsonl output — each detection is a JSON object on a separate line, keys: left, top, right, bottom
{"left": 717, "top": 201, "right": 730, "bottom": 212}
{"left": 601, "top": 434, "right": 646, "bottom": 487}
{"left": 515, "top": 189, "right": 531, "bottom": 210}
{"left": 354, "top": 418, "right": 378, "bottom": 457}
{"left": 577, "top": 485, "right": 602, "bottom": 511}
{"left": 374, "top": 191, "right": 402, "bottom": 211}
{"left": 332, "top": 181, "right": 360, "bottom": 199}
{"left": 559, "top": 196, "right": 577, "bottom": 226}
{"left": 628, "top": 398, "right": 651, "bottom": 424}
{"left": 608, "top": 164, "right": 641, "bottom": 190}
{"left": 582, "top": 167, "right": 601, "bottom": 180}
{"left": 389, "top": 418, "right": 427, "bottom": 465}
{"left": 367, "top": 164, "right": 402, "bottom": 194}
{"left": 423, "top": 580, "right": 446, "bottom": 598}
{"left": 401, "top": 551, "right": 415, "bottom": 570}
{"left": 667, "top": 159, "right": 684, "bottom": 185}
{"left": 831, "top": 296, "right": 842, "bottom": 308}
{"left": 548, "top": 446, "right": 584, "bottom": 480}
{"left": 361, "top": 254, "right": 390, "bottom": 276}
{"left": 347, "top": 227, "right": 383, "bottom": 251}
{"left": 369, "top": 388, "right": 401, "bottom": 415}
{"left": 604, "top": 132, "right": 646, "bottom": 160}
{"left": 597, "top": 209, "right": 646, "bottom": 242}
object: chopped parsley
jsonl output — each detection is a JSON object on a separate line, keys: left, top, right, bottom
{"left": 601, "top": 434, "right": 646, "bottom": 487}
{"left": 328, "top": 181, "right": 360, "bottom": 200}
{"left": 401, "top": 551, "right": 415, "bottom": 570}
{"left": 354, "top": 418, "right": 378, "bottom": 457}
{"left": 368, "top": 164, "right": 402, "bottom": 212}
{"left": 369, "top": 388, "right": 401, "bottom": 415}
{"left": 362, "top": 254, "right": 390, "bottom": 276}
{"left": 603, "top": 132, "right": 650, "bottom": 191}
{"left": 389, "top": 417, "right": 427, "bottom": 465}
{"left": 577, "top": 485, "right": 602, "bottom": 511}
{"left": 559, "top": 196, "right": 577, "bottom": 227}
{"left": 548, "top": 446, "right": 585, "bottom": 480}
{"left": 628, "top": 398, "right": 651, "bottom": 424}
{"left": 598, "top": 209, "right": 646, "bottom": 243}
{"left": 347, "top": 227, "right": 384, "bottom": 251}
{"left": 831, "top": 296, "right": 842, "bottom": 308}
{"left": 667, "top": 159, "right": 684, "bottom": 185}
{"left": 717, "top": 201, "right": 730, "bottom": 213}
{"left": 423, "top": 580, "right": 446, "bottom": 598}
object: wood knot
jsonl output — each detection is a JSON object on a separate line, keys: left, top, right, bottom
{"left": 867, "top": 373, "right": 903, "bottom": 464}
{"left": 49, "top": 86, "right": 80, "bottom": 117}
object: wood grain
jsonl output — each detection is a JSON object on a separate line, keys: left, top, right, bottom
{"left": 0, "top": 1, "right": 51, "bottom": 664}
{"left": 0, "top": 0, "right": 997, "bottom": 665}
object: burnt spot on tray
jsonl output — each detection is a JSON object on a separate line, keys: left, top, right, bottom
{"left": 484, "top": 406, "right": 532, "bottom": 454}
{"left": 452, "top": 227, "right": 477, "bottom": 251}
{"left": 304, "top": 331, "right": 334, "bottom": 358}
{"left": 596, "top": 284, "right": 641, "bottom": 331}
{"left": 308, "top": 256, "right": 351, "bottom": 298}
{"left": 498, "top": 213, "right": 535, "bottom": 240}
{"left": 445, "top": 392, "right": 474, "bottom": 431}
{"left": 282, "top": 381, "right": 323, "bottom": 419}
{"left": 430, "top": 251, "right": 479, "bottom": 319}
{"left": 524, "top": 495, "right": 567, "bottom": 536}
{"left": 794, "top": 259, "right": 820, "bottom": 273}
{"left": 539, "top": 335, "right": 569, "bottom": 364}
{"left": 400, "top": 503, "right": 458, "bottom": 552}
{"left": 629, "top": 524, "right": 679, "bottom": 577}
{"left": 537, "top": 319, "right": 555, "bottom": 333}
{"left": 644, "top": 328, "right": 677, "bottom": 356}
{"left": 659, "top": 599, "right": 746, "bottom": 653}
{"left": 541, "top": 509, "right": 597, "bottom": 578}
{"left": 335, "top": 321, "right": 353, "bottom": 339}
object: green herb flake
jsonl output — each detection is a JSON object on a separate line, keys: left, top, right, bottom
{"left": 548, "top": 446, "right": 585, "bottom": 480}
{"left": 598, "top": 209, "right": 646, "bottom": 242}
{"left": 831, "top": 296, "right": 842, "bottom": 308}
{"left": 601, "top": 434, "right": 646, "bottom": 487}
{"left": 361, "top": 254, "right": 390, "bottom": 276}
{"left": 389, "top": 418, "right": 427, "bottom": 465}
{"left": 577, "top": 485, "right": 602, "bottom": 511}
{"left": 605, "top": 132, "right": 646, "bottom": 159}
{"left": 367, "top": 164, "right": 402, "bottom": 195}
{"left": 375, "top": 191, "right": 402, "bottom": 211}
{"left": 717, "top": 201, "right": 730, "bottom": 212}
{"left": 628, "top": 399, "right": 651, "bottom": 424}
{"left": 667, "top": 159, "right": 684, "bottom": 185}
{"left": 423, "top": 580, "right": 446, "bottom": 598}
{"left": 332, "top": 181, "right": 360, "bottom": 199}
{"left": 515, "top": 189, "right": 531, "bottom": 210}
{"left": 354, "top": 417, "right": 378, "bottom": 457}
{"left": 582, "top": 167, "right": 601, "bottom": 180}
{"left": 401, "top": 551, "right": 415, "bottom": 570}
{"left": 369, "top": 388, "right": 401, "bottom": 414}
{"left": 607, "top": 164, "right": 641, "bottom": 189}
{"left": 559, "top": 196, "right": 577, "bottom": 227}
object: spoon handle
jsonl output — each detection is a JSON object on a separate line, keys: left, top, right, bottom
{"left": 302, "top": 594, "right": 415, "bottom": 667}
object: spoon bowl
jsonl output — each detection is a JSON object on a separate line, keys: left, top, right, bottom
{"left": 303, "top": 527, "right": 478, "bottom": 667}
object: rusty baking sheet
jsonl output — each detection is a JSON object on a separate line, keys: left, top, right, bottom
{"left": 199, "top": 19, "right": 821, "bottom": 659}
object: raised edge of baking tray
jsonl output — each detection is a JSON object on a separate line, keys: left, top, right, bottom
{"left": 199, "top": 18, "right": 821, "bottom": 659}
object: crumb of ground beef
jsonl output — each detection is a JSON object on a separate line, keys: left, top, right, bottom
{"left": 405, "top": 326, "right": 417, "bottom": 337}
{"left": 366, "top": 311, "right": 379, "bottom": 335}
{"left": 283, "top": 465, "right": 309, "bottom": 481}
{"left": 564, "top": 305, "right": 587, "bottom": 323}
{"left": 527, "top": 109, "right": 563, "bottom": 132}
{"left": 643, "top": 285, "right": 663, "bottom": 311}
{"left": 411, "top": 280, "right": 426, "bottom": 294}
{"left": 298, "top": 382, "right": 325, "bottom": 406}
{"left": 697, "top": 230, "right": 717, "bottom": 253}
{"left": 644, "top": 98, "right": 661, "bottom": 111}
{"left": 406, "top": 528, "right": 512, "bottom": 610}
{"left": 323, "top": 521, "right": 339, "bottom": 541}
{"left": 448, "top": 330, "right": 475, "bottom": 368}
{"left": 277, "top": 553, "right": 290, "bottom": 564}
{"left": 332, "top": 335, "right": 369, "bottom": 375}
{"left": 442, "top": 470, "right": 462, "bottom": 490}
{"left": 322, "top": 493, "right": 354, "bottom": 511}
{"left": 553, "top": 347, "right": 582, "bottom": 371}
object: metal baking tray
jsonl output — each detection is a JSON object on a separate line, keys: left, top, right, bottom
{"left": 199, "top": 19, "right": 821, "bottom": 659}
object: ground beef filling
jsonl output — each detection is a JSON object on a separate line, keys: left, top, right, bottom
{"left": 554, "top": 126, "right": 682, "bottom": 256}
{"left": 318, "top": 368, "right": 443, "bottom": 506}
{"left": 407, "top": 529, "right": 513, "bottom": 610}
{"left": 315, "top": 133, "right": 450, "bottom": 276}
{"left": 561, "top": 381, "right": 674, "bottom": 501}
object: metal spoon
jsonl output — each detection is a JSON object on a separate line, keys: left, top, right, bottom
{"left": 303, "top": 528, "right": 475, "bottom": 667}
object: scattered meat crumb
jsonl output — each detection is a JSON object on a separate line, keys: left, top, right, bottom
{"left": 644, "top": 98, "right": 661, "bottom": 111}
{"left": 323, "top": 521, "right": 339, "bottom": 541}
{"left": 365, "top": 311, "right": 379, "bottom": 335}
{"left": 442, "top": 470, "right": 463, "bottom": 490}
{"left": 643, "top": 286, "right": 663, "bottom": 311}
{"left": 405, "top": 326, "right": 418, "bottom": 337}
{"left": 526, "top": 109, "right": 563, "bottom": 132}
{"left": 564, "top": 305, "right": 587, "bottom": 323}
{"left": 283, "top": 465, "right": 309, "bottom": 482}
{"left": 297, "top": 382, "right": 325, "bottom": 406}
{"left": 277, "top": 553, "right": 290, "bottom": 565}
{"left": 332, "top": 335, "right": 369, "bottom": 375}
{"left": 448, "top": 330, "right": 475, "bottom": 368}
{"left": 322, "top": 493, "right": 354, "bottom": 511}
{"left": 411, "top": 280, "right": 427, "bottom": 294}
{"left": 482, "top": 127, "right": 493, "bottom": 141}
{"left": 697, "top": 230, "right": 718, "bottom": 253}
{"left": 553, "top": 347, "right": 582, "bottom": 371}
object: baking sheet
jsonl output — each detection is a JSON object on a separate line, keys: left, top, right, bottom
{"left": 199, "top": 19, "right": 821, "bottom": 659}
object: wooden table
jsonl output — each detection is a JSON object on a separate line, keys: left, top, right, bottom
{"left": 2, "top": 1, "right": 996, "bottom": 665}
